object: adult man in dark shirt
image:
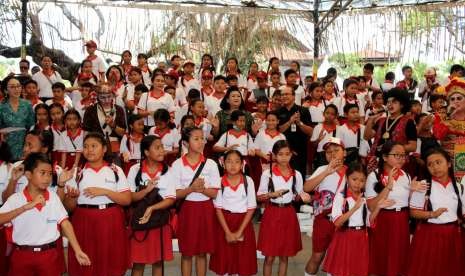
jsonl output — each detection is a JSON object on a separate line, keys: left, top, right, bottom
{"left": 278, "top": 85, "right": 313, "bottom": 176}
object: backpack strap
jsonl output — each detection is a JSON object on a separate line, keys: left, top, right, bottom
{"left": 357, "top": 127, "right": 361, "bottom": 148}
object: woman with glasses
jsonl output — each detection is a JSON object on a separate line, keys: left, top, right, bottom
{"left": 364, "top": 88, "right": 418, "bottom": 174}
{"left": 0, "top": 76, "right": 34, "bottom": 161}
{"left": 82, "top": 83, "right": 127, "bottom": 165}
{"left": 433, "top": 78, "right": 465, "bottom": 179}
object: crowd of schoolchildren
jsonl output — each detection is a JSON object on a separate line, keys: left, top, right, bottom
{"left": 0, "top": 39, "right": 465, "bottom": 276}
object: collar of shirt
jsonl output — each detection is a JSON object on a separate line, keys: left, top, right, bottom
{"left": 23, "top": 188, "right": 50, "bottom": 211}
{"left": 181, "top": 154, "right": 206, "bottom": 170}
{"left": 221, "top": 174, "right": 244, "bottom": 191}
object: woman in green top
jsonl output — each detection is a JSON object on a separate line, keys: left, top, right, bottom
{"left": 0, "top": 76, "right": 35, "bottom": 161}
{"left": 211, "top": 86, "right": 257, "bottom": 138}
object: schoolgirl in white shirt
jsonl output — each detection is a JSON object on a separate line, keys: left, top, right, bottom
{"left": 170, "top": 126, "right": 221, "bottom": 276}
{"left": 65, "top": 132, "right": 131, "bottom": 276}
{"left": 257, "top": 140, "right": 309, "bottom": 276}
{"left": 408, "top": 148, "right": 465, "bottom": 276}
{"left": 310, "top": 104, "right": 339, "bottom": 168}
{"left": 213, "top": 110, "right": 255, "bottom": 157}
{"left": 128, "top": 135, "right": 175, "bottom": 276}
{"left": 365, "top": 142, "right": 413, "bottom": 276}
{"left": 148, "top": 109, "right": 180, "bottom": 165}
{"left": 337, "top": 103, "right": 367, "bottom": 164}
{"left": 49, "top": 103, "right": 65, "bottom": 165}
{"left": 58, "top": 109, "right": 84, "bottom": 170}
{"left": 305, "top": 82, "right": 327, "bottom": 124}
{"left": 209, "top": 150, "right": 257, "bottom": 276}
{"left": 120, "top": 114, "right": 145, "bottom": 175}
{"left": 254, "top": 111, "right": 286, "bottom": 170}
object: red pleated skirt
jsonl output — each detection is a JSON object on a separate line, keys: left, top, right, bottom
{"left": 177, "top": 200, "right": 216, "bottom": 256}
{"left": 68, "top": 206, "right": 129, "bottom": 276}
{"left": 62, "top": 152, "right": 84, "bottom": 170}
{"left": 407, "top": 222, "right": 465, "bottom": 276}
{"left": 258, "top": 204, "right": 302, "bottom": 256}
{"left": 51, "top": 151, "right": 62, "bottom": 165}
{"left": 323, "top": 228, "right": 369, "bottom": 276}
{"left": 130, "top": 224, "right": 173, "bottom": 265}
{"left": 209, "top": 210, "right": 257, "bottom": 276}
{"left": 369, "top": 209, "right": 410, "bottom": 276}
{"left": 312, "top": 213, "right": 335, "bottom": 253}
{"left": 245, "top": 156, "right": 261, "bottom": 190}
{"left": 0, "top": 227, "right": 8, "bottom": 276}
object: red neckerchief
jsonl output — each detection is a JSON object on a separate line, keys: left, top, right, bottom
{"left": 84, "top": 162, "right": 108, "bottom": 173}
{"left": 322, "top": 123, "right": 336, "bottom": 133}
{"left": 272, "top": 165, "right": 295, "bottom": 182}
{"left": 432, "top": 177, "right": 451, "bottom": 188}
{"left": 346, "top": 189, "right": 362, "bottom": 201}
{"left": 150, "top": 89, "right": 165, "bottom": 99}
{"left": 184, "top": 74, "right": 194, "bottom": 81}
{"left": 67, "top": 128, "right": 82, "bottom": 140}
{"left": 51, "top": 123, "right": 64, "bottom": 132}
{"left": 29, "top": 96, "right": 40, "bottom": 106}
{"left": 42, "top": 68, "right": 55, "bottom": 78}
{"left": 23, "top": 188, "right": 49, "bottom": 211}
{"left": 86, "top": 55, "right": 97, "bottom": 61}
{"left": 201, "top": 86, "right": 214, "bottom": 96}
{"left": 383, "top": 169, "right": 404, "bottom": 182}
{"left": 345, "top": 122, "right": 360, "bottom": 133}
{"left": 122, "top": 64, "right": 132, "bottom": 75}
{"left": 35, "top": 123, "right": 49, "bottom": 131}
{"left": 221, "top": 174, "right": 244, "bottom": 192}
{"left": 254, "top": 112, "right": 266, "bottom": 121}
{"left": 344, "top": 94, "right": 358, "bottom": 104}
{"left": 181, "top": 154, "right": 205, "bottom": 170}
{"left": 324, "top": 93, "right": 334, "bottom": 101}
{"left": 265, "top": 129, "right": 280, "bottom": 138}
{"left": 111, "top": 81, "right": 124, "bottom": 95}
{"left": 141, "top": 160, "right": 162, "bottom": 180}
{"left": 228, "top": 129, "right": 247, "bottom": 139}
{"left": 247, "top": 74, "right": 257, "bottom": 81}
{"left": 194, "top": 116, "right": 204, "bottom": 127}
{"left": 78, "top": 72, "right": 93, "bottom": 82}
{"left": 130, "top": 133, "right": 144, "bottom": 143}
{"left": 153, "top": 127, "right": 170, "bottom": 139}
{"left": 309, "top": 99, "right": 323, "bottom": 107}
{"left": 336, "top": 166, "right": 348, "bottom": 189}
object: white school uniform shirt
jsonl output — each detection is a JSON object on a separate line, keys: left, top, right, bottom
{"left": 50, "top": 126, "right": 64, "bottom": 152}
{"left": 358, "top": 139, "right": 371, "bottom": 158}
{"left": 127, "top": 162, "right": 176, "bottom": 200}
{"left": 254, "top": 130, "right": 286, "bottom": 157}
{"left": 214, "top": 175, "right": 256, "bottom": 213}
{"left": 311, "top": 123, "right": 338, "bottom": 152}
{"left": 141, "top": 70, "right": 152, "bottom": 86}
{"left": 170, "top": 156, "right": 221, "bottom": 202}
{"left": 0, "top": 162, "right": 11, "bottom": 205}
{"left": 334, "top": 95, "right": 365, "bottom": 117}
{"left": 148, "top": 127, "right": 180, "bottom": 151}
{"left": 120, "top": 134, "right": 142, "bottom": 160}
{"left": 45, "top": 97, "right": 73, "bottom": 113}
{"left": 308, "top": 165, "right": 347, "bottom": 216}
{"left": 205, "top": 94, "right": 224, "bottom": 117}
{"left": 307, "top": 101, "right": 326, "bottom": 123}
{"left": 0, "top": 188, "right": 67, "bottom": 246}
{"left": 366, "top": 169, "right": 411, "bottom": 210}
{"left": 66, "top": 163, "right": 130, "bottom": 205}
{"left": 175, "top": 87, "right": 188, "bottom": 108}
{"left": 331, "top": 192, "right": 370, "bottom": 227}
{"left": 257, "top": 166, "right": 303, "bottom": 204}
{"left": 57, "top": 129, "right": 84, "bottom": 154}
{"left": 32, "top": 71, "right": 63, "bottom": 98}
{"left": 410, "top": 178, "right": 465, "bottom": 224}
{"left": 178, "top": 77, "right": 200, "bottom": 101}
{"left": 214, "top": 130, "right": 255, "bottom": 156}
{"left": 336, "top": 123, "right": 366, "bottom": 149}
{"left": 87, "top": 56, "right": 106, "bottom": 80}
{"left": 247, "top": 78, "right": 258, "bottom": 92}
{"left": 280, "top": 84, "right": 305, "bottom": 105}
{"left": 137, "top": 92, "right": 175, "bottom": 127}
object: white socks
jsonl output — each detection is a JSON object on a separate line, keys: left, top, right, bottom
{"left": 304, "top": 272, "right": 316, "bottom": 276}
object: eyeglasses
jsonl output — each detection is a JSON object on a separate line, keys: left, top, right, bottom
{"left": 387, "top": 153, "right": 408, "bottom": 159}
{"left": 7, "top": 85, "right": 22, "bottom": 89}
{"left": 450, "top": 96, "right": 464, "bottom": 101}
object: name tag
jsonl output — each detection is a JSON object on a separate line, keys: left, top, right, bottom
{"left": 104, "top": 178, "right": 116, "bottom": 185}
{"left": 46, "top": 218, "right": 57, "bottom": 224}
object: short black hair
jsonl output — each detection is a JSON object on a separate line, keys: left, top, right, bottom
{"left": 26, "top": 129, "right": 54, "bottom": 154}
{"left": 213, "top": 75, "right": 226, "bottom": 82}
{"left": 363, "top": 63, "right": 375, "bottom": 72}
{"left": 343, "top": 103, "right": 359, "bottom": 114}
{"left": 0, "top": 142, "right": 12, "bottom": 163}
{"left": 327, "top": 67, "right": 337, "bottom": 77}
{"left": 23, "top": 79, "right": 38, "bottom": 87}
{"left": 19, "top": 59, "right": 30, "bottom": 66}
{"left": 51, "top": 82, "right": 66, "bottom": 91}
{"left": 385, "top": 72, "right": 395, "bottom": 81}
{"left": 135, "top": 83, "right": 149, "bottom": 93}
{"left": 450, "top": 64, "right": 465, "bottom": 75}
{"left": 23, "top": 152, "right": 52, "bottom": 173}
{"left": 402, "top": 65, "right": 412, "bottom": 73}
{"left": 284, "top": 69, "right": 297, "bottom": 79}
{"left": 230, "top": 109, "right": 246, "bottom": 121}
{"left": 153, "top": 108, "right": 171, "bottom": 123}
{"left": 256, "top": 96, "right": 269, "bottom": 104}
{"left": 225, "top": 75, "right": 238, "bottom": 82}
